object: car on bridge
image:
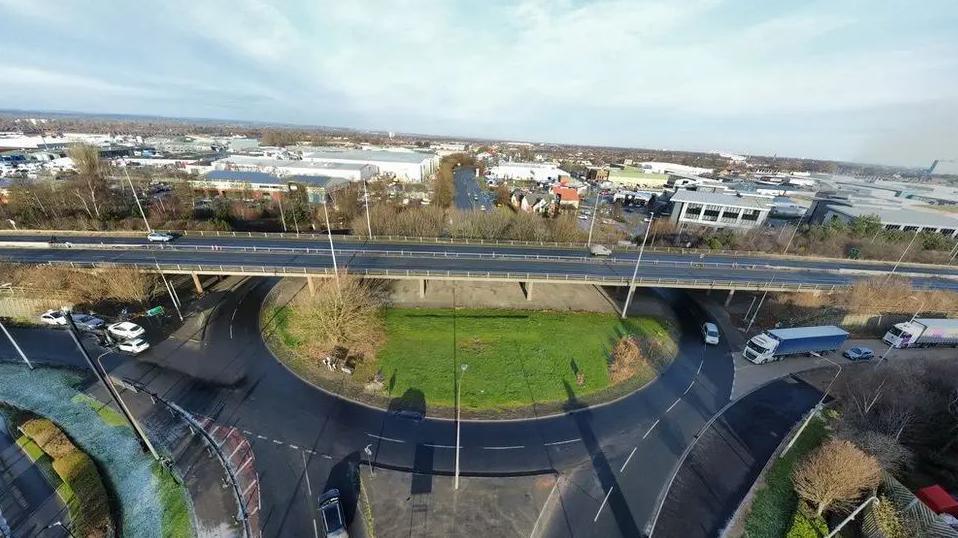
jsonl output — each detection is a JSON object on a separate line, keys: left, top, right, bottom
{"left": 147, "top": 231, "right": 176, "bottom": 243}
{"left": 590, "top": 244, "right": 612, "bottom": 256}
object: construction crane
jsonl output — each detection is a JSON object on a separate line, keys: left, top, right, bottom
{"left": 925, "top": 159, "right": 956, "bottom": 178}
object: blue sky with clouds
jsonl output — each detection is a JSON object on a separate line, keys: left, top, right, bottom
{"left": 1, "top": 0, "right": 956, "bottom": 166}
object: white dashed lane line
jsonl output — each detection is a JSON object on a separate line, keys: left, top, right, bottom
{"left": 665, "top": 398, "right": 681, "bottom": 413}
{"left": 366, "top": 433, "right": 405, "bottom": 443}
{"left": 697, "top": 358, "right": 704, "bottom": 375}
{"left": 619, "top": 446, "right": 638, "bottom": 473}
{"left": 543, "top": 438, "right": 581, "bottom": 447}
{"left": 482, "top": 445, "right": 525, "bottom": 450}
{"left": 594, "top": 486, "right": 614, "bottom": 522}
{"left": 684, "top": 380, "right": 695, "bottom": 394}
{"left": 642, "top": 419, "right": 660, "bottom": 440}
{"left": 422, "top": 444, "right": 459, "bottom": 449}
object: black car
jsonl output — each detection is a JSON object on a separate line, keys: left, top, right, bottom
{"left": 843, "top": 347, "right": 874, "bottom": 361}
{"left": 318, "top": 489, "right": 348, "bottom": 537}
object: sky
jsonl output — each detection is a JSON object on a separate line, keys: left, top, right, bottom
{"left": 1, "top": 0, "right": 957, "bottom": 167}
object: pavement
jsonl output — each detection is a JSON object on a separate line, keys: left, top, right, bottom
{"left": 651, "top": 376, "right": 823, "bottom": 538}
{"left": 2, "top": 232, "right": 958, "bottom": 291}
{"left": 0, "top": 413, "right": 71, "bottom": 538}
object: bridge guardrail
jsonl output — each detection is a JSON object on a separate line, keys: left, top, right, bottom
{"left": 40, "top": 259, "right": 846, "bottom": 292}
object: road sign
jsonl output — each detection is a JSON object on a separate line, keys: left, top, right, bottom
{"left": 146, "top": 306, "right": 165, "bottom": 317}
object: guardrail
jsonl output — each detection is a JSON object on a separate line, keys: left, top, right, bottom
{"left": 40, "top": 259, "right": 846, "bottom": 292}
{"left": 1, "top": 228, "right": 955, "bottom": 271}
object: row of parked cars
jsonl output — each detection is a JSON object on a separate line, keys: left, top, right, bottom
{"left": 39, "top": 310, "right": 151, "bottom": 354}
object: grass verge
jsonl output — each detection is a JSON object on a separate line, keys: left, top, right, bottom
{"left": 742, "top": 416, "right": 828, "bottom": 538}
{"left": 268, "top": 304, "right": 677, "bottom": 418}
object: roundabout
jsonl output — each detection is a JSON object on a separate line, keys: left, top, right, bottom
{"left": 2, "top": 275, "right": 735, "bottom": 537}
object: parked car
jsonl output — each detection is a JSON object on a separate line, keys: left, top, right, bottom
{"left": 702, "top": 322, "right": 720, "bottom": 345}
{"left": 71, "top": 313, "right": 105, "bottom": 331}
{"left": 39, "top": 309, "right": 67, "bottom": 326}
{"left": 842, "top": 346, "right": 874, "bottom": 361}
{"left": 117, "top": 338, "right": 150, "bottom": 355}
{"left": 318, "top": 489, "right": 348, "bottom": 538}
{"left": 147, "top": 231, "right": 175, "bottom": 243}
{"left": 107, "top": 321, "right": 145, "bottom": 340}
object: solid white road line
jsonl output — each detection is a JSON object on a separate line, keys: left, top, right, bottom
{"left": 422, "top": 443, "right": 460, "bottom": 449}
{"left": 643, "top": 419, "right": 660, "bottom": 440}
{"left": 619, "top": 446, "right": 638, "bottom": 473}
{"left": 684, "top": 380, "right": 695, "bottom": 395}
{"left": 544, "top": 438, "right": 581, "bottom": 446}
{"left": 594, "top": 486, "right": 614, "bottom": 522}
{"left": 666, "top": 398, "right": 681, "bottom": 413}
{"left": 366, "top": 433, "right": 405, "bottom": 443}
{"left": 482, "top": 445, "right": 524, "bottom": 450}
{"left": 302, "top": 452, "right": 318, "bottom": 538}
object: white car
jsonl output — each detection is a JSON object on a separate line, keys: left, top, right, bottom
{"left": 107, "top": 321, "right": 145, "bottom": 340}
{"left": 147, "top": 231, "right": 175, "bottom": 243}
{"left": 117, "top": 338, "right": 150, "bottom": 355}
{"left": 39, "top": 309, "right": 68, "bottom": 325}
{"left": 702, "top": 322, "right": 720, "bottom": 345}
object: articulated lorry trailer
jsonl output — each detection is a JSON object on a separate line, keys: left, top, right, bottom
{"left": 882, "top": 318, "right": 958, "bottom": 349}
{"left": 743, "top": 325, "right": 849, "bottom": 364}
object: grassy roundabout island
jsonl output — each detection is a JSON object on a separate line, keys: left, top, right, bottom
{"left": 265, "top": 277, "right": 679, "bottom": 418}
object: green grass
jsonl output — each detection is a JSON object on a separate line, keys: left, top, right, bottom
{"left": 154, "top": 463, "right": 194, "bottom": 538}
{"left": 375, "top": 308, "right": 673, "bottom": 411}
{"left": 16, "top": 434, "right": 46, "bottom": 461}
{"left": 72, "top": 392, "right": 129, "bottom": 428}
{"left": 743, "top": 417, "right": 829, "bottom": 538}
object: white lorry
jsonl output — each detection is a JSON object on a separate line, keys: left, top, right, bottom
{"left": 742, "top": 325, "right": 849, "bottom": 364}
{"left": 882, "top": 318, "right": 958, "bottom": 349}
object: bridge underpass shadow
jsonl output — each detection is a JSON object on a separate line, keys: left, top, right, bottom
{"left": 562, "top": 381, "right": 642, "bottom": 537}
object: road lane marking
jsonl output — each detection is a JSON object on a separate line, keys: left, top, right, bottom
{"left": 272, "top": 439, "right": 283, "bottom": 445}
{"left": 666, "top": 398, "right": 681, "bottom": 413}
{"left": 256, "top": 435, "right": 267, "bottom": 440}
{"left": 366, "top": 433, "right": 405, "bottom": 443}
{"left": 684, "top": 380, "right": 695, "bottom": 395}
{"left": 544, "top": 438, "right": 581, "bottom": 447}
{"left": 288, "top": 444, "right": 299, "bottom": 450}
{"left": 594, "top": 486, "right": 614, "bottom": 522}
{"left": 619, "top": 446, "right": 638, "bottom": 473}
{"left": 643, "top": 419, "right": 660, "bottom": 440}
{"left": 423, "top": 444, "right": 459, "bottom": 449}
{"left": 482, "top": 445, "right": 524, "bottom": 450}
{"left": 301, "top": 452, "right": 318, "bottom": 538}
{"left": 697, "top": 359, "right": 704, "bottom": 375}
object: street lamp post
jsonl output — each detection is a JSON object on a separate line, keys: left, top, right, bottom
{"left": 123, "top": 166, "right": 152, "bottom": 234}
{"left": 875, "top": 295, "right": 925, "bottom": 369}
{"left": 154, "top": 260, "right": 183, "bottom": 321}
{"left": 321, "top": 196, "right": 340, "bottom": 288}
{"left": 42, "top": 520, "right": 77, "bottom": 538}
{"left": 586, "top": 191, "right": 600, "bottom": 247}
{"left": 885, "top": 229, "right": 920, "bottom": 282}
{"left": 454, "top": 363, "right": 469, "bottom": 491}
{"left": 782, "top": 354, "right": 841, "bottom": 456}
{"left": 621, "top": 212, "right": 655, "bottom": 319}
{"left": 0, "top": 320, "right": 33, "bottom": 369}
{"left": 362, "top": 179, "right": 373, "bottom": 239}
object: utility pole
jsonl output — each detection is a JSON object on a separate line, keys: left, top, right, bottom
{"left": 454, "top": 363, "right": 468, "bottom": 490}
{"left": 621, "top": 212, "right": 654, "bottom": 319}
{"left": 63, "top": 311, "right": 160, "bottom": 461}
{"left": 123, "top": 166, "right": 152, "bottom": 233}
{"left": 0, "top": 320, "right": 33, "bottom": 369}
{"left": 154, "top": 260, "right": 183, "bottom": 321}
{"left": 886, "top": 229, "right": 919, "bottom": 282}
{"left": 586, "top": 191, "right": 600, "bottom": 247}
{"left": 321, "top": 197, "right": 340, "bottom": 288}
{"left": 362, "top": 179, "right": 373, "bottom": 239}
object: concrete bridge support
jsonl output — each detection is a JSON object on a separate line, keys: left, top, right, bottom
{"left": 419, "top": 279, "right": 426, "bottom": 298}
{"left": 521, "top": 281, "right": 533, "bottom": 301}
{"left": 725, "top": 288, "right": 736, "bottom": 306}
{"left": 191, "top": 272, "right": 203, "bottom": 294}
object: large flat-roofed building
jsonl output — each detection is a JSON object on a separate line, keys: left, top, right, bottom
{"left": 212, "top": 155, "right": 376, "bottom": 182}
{"left": 300, "top": 149, "right": 438, "bottom": 182}
{"left": 489, "top": 162, "right": 569, "bottom": 183}
{"left": 196, "top": 170, "right": 349, "bottom": 199}
{"left": 669, "top": 190, "right": 773, "bottom": 230}
{"left": 820, "top": 205, "right": 958, "bottom": 237}
{"left": 639, "top": 161, "right": 714, "bottom": 176}
{"left": 606, "top": 166, "right": 669, "bottom": 188}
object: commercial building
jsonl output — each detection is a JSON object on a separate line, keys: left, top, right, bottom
{"left": 639, "top": 161, "right": 714, "bottom": 176}
{"left": 196, "top": 170, "right": 348, "bottom": 200}
{"left": 668, "top": 190, "right": 773, "bottom": 230}
{"left": 300, "top": 149, "right": 438, "bottom": 182}
{"left": 212, "top": 156, "right": 376, "bottom": 182}
{"left": 489, "top": 162, "right": 569, "bottom": 183}
{"left": 819, "top": 205, "right": 958, "bottom": 238}
{"left": 606, "top": 166, "right": 669, "bottom": 189}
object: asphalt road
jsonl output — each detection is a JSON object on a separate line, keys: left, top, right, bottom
{"left": 453, "top": 166, "right": 493, "bottom": 210}
{"left": 1, "top": 233, "right": 957, "bottom": 290}
{"left": 1, "top": 279, "right": 733, "bottom": 537}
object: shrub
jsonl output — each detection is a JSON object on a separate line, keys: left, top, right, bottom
{"left": 793, "top": 439, "right": 881, "bottom": 517}
{"left": 785, "top": 502, "right": 828, "bottom": 538}
{"left": 21, "top": 418, "right": 76, "bottom": 459}
{"left": 609, "top": 336, "right": 644, "bottom": 383}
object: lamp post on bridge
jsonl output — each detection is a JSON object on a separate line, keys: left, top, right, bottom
{"left": 621, "top": 212, "right": 655, "bottom": 319}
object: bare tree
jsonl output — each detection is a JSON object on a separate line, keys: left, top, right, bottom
{"left": 67, "top": 143, "right": 109, "bottom": 220}
{"left": 287, "top": 275, "right": 385, "bottom": 360}
{"left": 793, "top": 439, "right": 881, "bottom": 517}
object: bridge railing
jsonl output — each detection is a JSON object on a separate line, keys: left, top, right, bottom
{"left": 42, "top": 259, "right": 845, "bottom": 292}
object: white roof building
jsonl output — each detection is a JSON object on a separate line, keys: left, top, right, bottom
{"left": 300, "top": 149, "right": 439, "bottom": 182}
{"left": 490, "top": 162, "right": 569, "bottom": 183}
{"left": 640, "top": 161, "right": 714, "bottom": 176}
{"left": 822, "top": 205, "right": 958, "bottom": 238}
{"left": 212, "top": 155, "right": 376, "bottom": 182}
{"left": 669, "top": 190, "right": 774, "bottom": 230}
